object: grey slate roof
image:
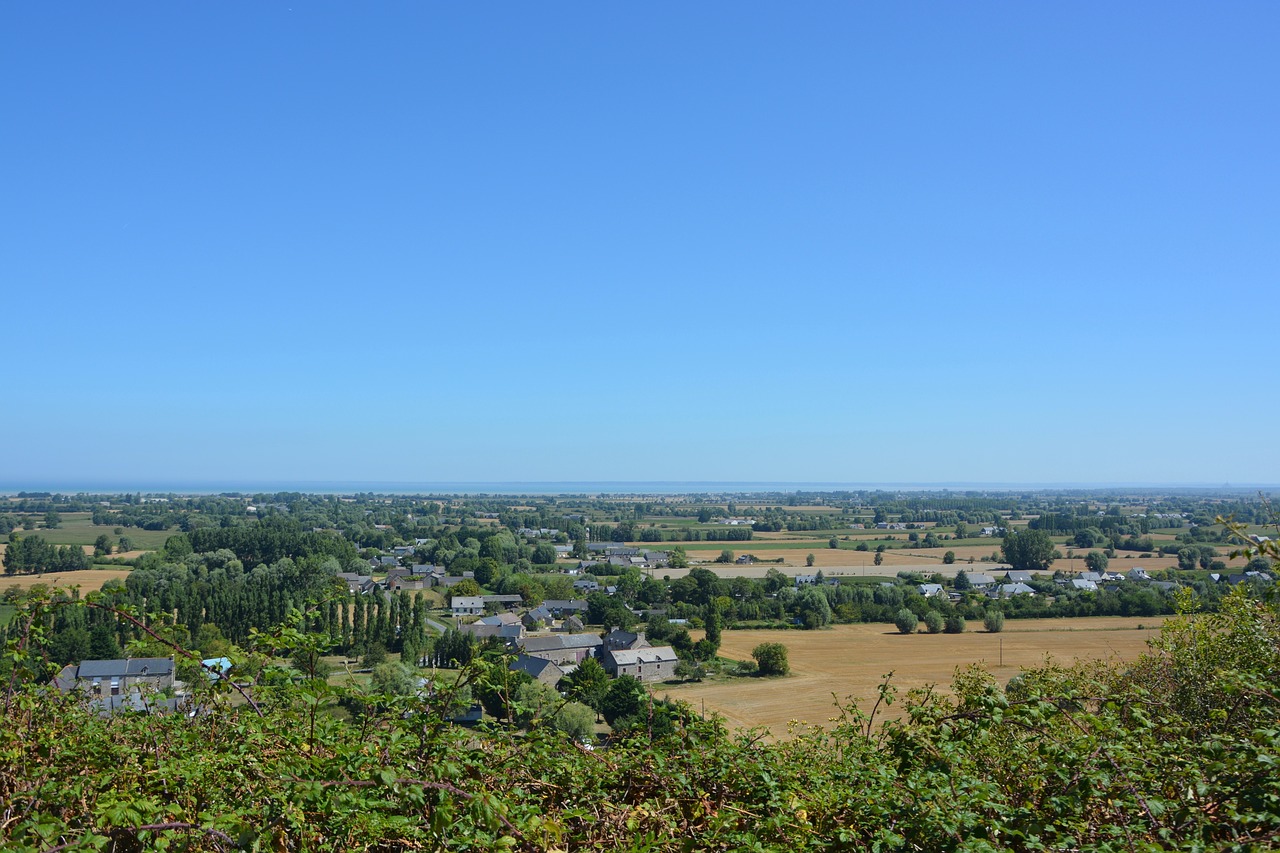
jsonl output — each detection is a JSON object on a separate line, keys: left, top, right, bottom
{"left": 606, "top": 646, "right": 678, "bottom": 667}
{"left": 519, "top": 634, "right": 603, "bottom": 653}
{"left": 509, "top": 654, "right": 564, "bottom": 682}
{"left": 76, "top": 658, "right": 174, "bottom": 679}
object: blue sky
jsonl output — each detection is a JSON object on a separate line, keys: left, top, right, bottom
{"left": 3, "top": 3, "right": 1277, "bottom": 488}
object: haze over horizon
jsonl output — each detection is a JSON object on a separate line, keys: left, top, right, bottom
{"left": 4, "top": 4, "right": 1277, "bottom": 486}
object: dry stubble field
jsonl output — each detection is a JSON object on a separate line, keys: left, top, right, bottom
{"left": 659, "top": 617, "right": 1164, "bottom": 735}
{"left": 0, "top": 569, "right": 132, "bottom": 593}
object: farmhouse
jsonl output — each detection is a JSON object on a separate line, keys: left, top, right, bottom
{"left": 603, "top": 628, "right": 650, "bottom": 651}
{"left": 509, "top": 654, "right": 565, "bottom": 686}
{"left": 54, "top": 655, "right": 176, "bottom": 696}
{"left": 518, "top": 634, "right": 603, "bottom": 666}
{"left": 988, "top": 583, "right": 1036, "bottom": 599}
{"left": 481, "top": 594, "right": 524, "bottom": 611}
{"left": 450, "top": 596, "right": 484, "bottom": 617}
{"left": 602, "top": 646, "right": 679, "bottom": 682}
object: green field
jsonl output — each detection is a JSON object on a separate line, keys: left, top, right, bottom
{"left": 5, "top": 513, "right": 174, "bottom": 550}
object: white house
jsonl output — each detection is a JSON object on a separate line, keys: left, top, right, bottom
{"left": 450, "top": 596, "right": 484, "bottom": 617}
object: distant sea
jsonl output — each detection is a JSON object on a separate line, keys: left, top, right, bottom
{"left": 0, "top": 480, "right": 1271, "bottom": 496}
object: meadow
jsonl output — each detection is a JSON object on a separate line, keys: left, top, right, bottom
{"left": 4, "top": 512, "right": 174, "bottom": 550}
{"left": 660, "top": 616, "right": 1164, "bottom": 735}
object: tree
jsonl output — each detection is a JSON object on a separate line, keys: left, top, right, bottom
{"left": 532, "top": 543, "right": 558, "bottom": 565}
{"left": 794, "top": 586, "right": 832, "bottom": 629}
{"left": 983, "top": 610, "right": 1005, "bottom": 633}
{"left": 452, "top": 579, "right": 481, "bottom": 596}
{"left": 894, "top": 608, "right": 918, "bottom": 635}
{"left": 923, "top": 611, "right": 945, "bottom": 634}
{"left": 564, "top": 656, "right": 609, "bottom": 716}
{"left": 716, "top": 549, "right": 734, "bottom": 564}
{"left": 703, "top": 603, "right": 722, "bottom": 654}
{"left": 954, "top": 569, "right": 972, "bottom": 590}
{"left": 944, "top": 614, "right": 966, "bottom": 634}
{"left": 828, "top": 537, "right": 839, "bottom": 550}
{"left": 1177, "top": 548, "right": 1200, "bottom": 571}
{"left": 873, "top": 551, "right": 883, "bottom": 566}
{"left": 942, "top": 551, "right": 956, "bottom": 564}
{"left": 806, "top": 553, "right": 816, "bottom": 567}
{"left": 601, "top": 675, "right": 647, "bottom": 726}
{"left": 93, "top": 535, "right": 113, "bottom": 557}
{"left": 43, "top": 510, "right": 60, "bottom": 529}
{"left": 751, "top": 642, "right": 789, "bottom": 676}
{"left": 546, "top": 701, "right": 595, "bottom": 741}
{"left": 1000, "top": 529, "right": 1056, "bottom": 573}
{"left": 369, "top": 662, "right": 418, "bottom": 697}
{"left": 362, "top": 642, "right": 388, "bottom": 668}
{"left": 668, "top": 546, "right": 689, "bottom": 569}
{"left": 1086, "top": 550, "right": 1109, "bottom": 573}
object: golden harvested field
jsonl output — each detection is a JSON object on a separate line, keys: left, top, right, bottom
{"left": 1, "top": 569, "right": 132, "bottom": 593}
{"left": 659, "top": 617, "right": 1164, "bottom": 735}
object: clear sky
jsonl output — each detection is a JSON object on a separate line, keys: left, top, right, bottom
{"left": 3, "top": 3, "right": 1277, "bottom": 489}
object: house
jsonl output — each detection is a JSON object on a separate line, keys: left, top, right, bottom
{"left": 518, "top": 633, "right": 603, "bottom": 666}
{"left": 1126, "top": 568, "right": 1151, "bottom": 582}
{"left": 542, "top": 599, "right": 590, "bottom": 616}
{"left": 918, "top": 583, "right": 945, "bottom": 598}
{"left": 987, "top": 583, "right": 1036, "bottom": 599}
{"left": 481, "top": 594, "right": 524, "bottom": 611}
{"left": 1003, "top": 571, "right": 1034, "bottom": 584}
{"left": 557, "top": 615, "right": 586, "bottom": 633}
{"left": 388, "top": 575, "right": 428, "bottom": 592}
{"left": 601, "top": 646, "right": 679, "bottom": 682}
{"left": 55, "top": 657, "right": 176, "bottom": 698}
{"left": 474, "top": 611, "right": 523, "bottom": 627}
{"left": 980, "top": 527, "right": 1004, "bottom": 537}
{"left": 573, "top": 579, "right": 600, "bottom": 593}
{"left": 1069, "top": 578, "right": 1098, "bottom": 591}
{"left": 450, "top": 596, "right": 484, "bottom": 617}
{"left": 337, "top": 573, "right": 378, "bottom": 596}
{"left": 964, "top": 572, "right": 997, "bottom": 588}
{"left": 460, "top": 621, "right": 524, "bottom": 641}
{"left": 603, "top": 629, "right": 650, "bottom": 651}
{"left": 509, "top": 654, "right": 565, "bottom": 686}
{"left": 522, "top": 606, "right": 553, "bottom": 629}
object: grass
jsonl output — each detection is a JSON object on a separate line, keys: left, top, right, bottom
{"left": 5, "top": 513, "right": 174, "bottom": 550}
